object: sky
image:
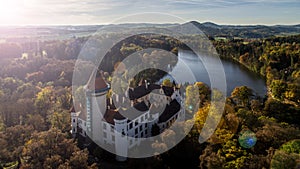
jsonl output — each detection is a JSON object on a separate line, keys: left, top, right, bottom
{"left": 0, "top": 0, "right": 299, "bottom": 25}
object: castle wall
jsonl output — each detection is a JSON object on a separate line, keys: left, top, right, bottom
{"left": 74, "top": 80, "right": 185, "bottom": 161}
{"left": 86, "top": 91, "right": 107, "bottom": 146}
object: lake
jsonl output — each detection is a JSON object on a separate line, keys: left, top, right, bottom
{"left": 165, "top": 50, "right": 267, "bottom": 97}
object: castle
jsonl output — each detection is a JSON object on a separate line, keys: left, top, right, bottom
{"left": 71, "top": 71, "right": 185, "bottom": 161}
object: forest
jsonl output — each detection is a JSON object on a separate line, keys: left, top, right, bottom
{"left": 0, "top": 30, "right": 299, "bottom": 169}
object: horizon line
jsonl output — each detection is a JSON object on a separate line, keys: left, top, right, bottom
{"left": 0, "top": 21, "right": 299, "bottom": 27}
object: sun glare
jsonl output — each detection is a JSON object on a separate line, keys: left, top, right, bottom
{"left": 0, "top": 0, "right": 24, "bottom": 25}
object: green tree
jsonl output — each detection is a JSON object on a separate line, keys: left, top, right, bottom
{"left": 0, "top": 77, "right": 23, "bottom": 94}
{"left": 231, "top": 86, "right": 253, "bottom": 106}
{"left": 34, "top": 86, "right": 55, "bottom": 116}
{"left": 271, "top": 150, "right": 300, "bottom": 169}
{"left": 162, "top": 78, "right": 173, "bottom": 87}
{"left": 48, "top": 110, "right": 71, "bottom": 132}
{"left": 270, "top": 80, "right": 287, "bottom": 100}
{"left": 218, "top": 139, "right": 250, "bottom": 169}
{"left": 285, "top": 83, "right": 300, "bottom": 103}
{"left": 55, "top": 87, "right": 72, "bottom": 110}
{"left": 281, "top": 140, "right": 300, "bottom": 154}
{"left": 25, "top": 114, "right": 46, "bottom": 131}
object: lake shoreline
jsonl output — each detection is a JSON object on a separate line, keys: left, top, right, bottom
{"left": 173, "top": 49, "right": 267, "bottom": 97}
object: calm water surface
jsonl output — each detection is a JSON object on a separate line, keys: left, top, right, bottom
{"left": 166, "top": 50, "right": 267, "bottom": 96}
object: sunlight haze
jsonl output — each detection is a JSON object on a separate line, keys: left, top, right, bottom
{"left": 0, "top": 0, "right": 299, "bottom": 25}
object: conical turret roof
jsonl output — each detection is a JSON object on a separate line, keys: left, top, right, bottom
{"left": 86, "top": 70, "right": 109, "bottom": 92}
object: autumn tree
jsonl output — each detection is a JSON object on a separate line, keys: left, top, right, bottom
{"left": 195, "top": 82, "right": 210, "bottom": 103}
{"left": 255, "top": 116, "right": 300, "bottom": 152}
{"left": 0, "top": 131, "right": 10, "bottom": 164}
{"left": 21, "top": 128, "right": 95, "bottom": 168}
{"left": 0, "top": 125, "right": 34, "bottom": 163}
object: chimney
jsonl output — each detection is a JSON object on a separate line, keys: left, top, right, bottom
{"left": 131, "top": 101, "right": 134, "bottom": 107}
{"left": 145, "top": 80, "right": 148, "bottom": 89}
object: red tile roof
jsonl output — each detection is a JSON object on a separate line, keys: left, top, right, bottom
{"left": 70, "top": 106, "right": 75, "bottom": 113}
{"left": 103, "top": 109, "right": 119, "bottom": 124}
{"left": 86, "top": 70, "right": 108, "bottom": 91}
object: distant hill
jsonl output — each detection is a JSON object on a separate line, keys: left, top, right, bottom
{"left": 174, "top": 21, "right": 300, "bottom": 38}
{"left": 100, "top": 21, "right": 300, "bottom": 39}
{"left": 1, "top": 21, "right": 299, "bottom": 41}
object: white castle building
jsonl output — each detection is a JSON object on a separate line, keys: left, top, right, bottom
{"left": 71, "top": 71, "right": 185, "bottom": 161}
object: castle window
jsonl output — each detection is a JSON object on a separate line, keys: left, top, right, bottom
{"left": 145, "top": 123, "right": 148, "bottom": 128}
{"left": 145, "top": 130, "right": 148, "bottom": 135}
{"left": 135, "top": 121, "right": 138, "bottom": 126}
{"left": 129, "top": 123, "right": 133, "bottom": 129}
{"left": 111, "top": 126, "right": 114, "bottom": 132}
{"left": 122, "top": 129, "right": 125, "bottom": 137}
{"left": 139, "top": 125, "right": 142, "bottom": 131}
{"left": 135, "top": 128, "right": 138, "bottom": 135}
{"left": 73, "top": 119, "right": 75, "bottom": 123}
{"left": 141, "top": 132, "right": 144, "bottom": 137}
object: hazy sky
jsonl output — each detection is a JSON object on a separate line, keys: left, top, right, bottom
{"left": 0, "top": 0, "right": 299, "bottom": 25}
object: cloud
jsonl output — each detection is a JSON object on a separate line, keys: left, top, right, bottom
{"left": 165, "top": 0, "right": 300, "bottom": 9}
{"left": 4, "top": 0, "right": 300, "bottom": 25}
{"left": 23, "top": 0, "right": 300, "bottom": 16}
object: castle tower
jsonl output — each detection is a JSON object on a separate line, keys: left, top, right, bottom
{"left": 85, "top": 70, "right": 110, "bottom": 145}
{"left": 70, "top": 106, "right": 78, "bottom": 137}
{"left": 114, "top": 118, "right": 128, "bottom": 161}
